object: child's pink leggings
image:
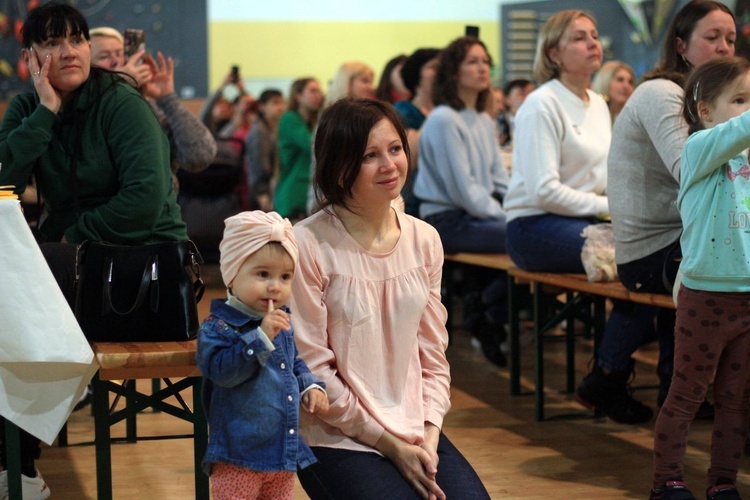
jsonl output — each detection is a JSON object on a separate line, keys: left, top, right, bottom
{"left": 211, "top": 462, "right": 294, "bottom": 500}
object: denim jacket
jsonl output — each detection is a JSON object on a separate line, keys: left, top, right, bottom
{"left": 196, "top": 298, "right": 324, "bottom": 475}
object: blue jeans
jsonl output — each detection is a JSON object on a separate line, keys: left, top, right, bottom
{"left": 424, "top": 210, "right": 505, "bottom": 254}
{"left": 506, "top": 213, "right": 595, "bottom": 272}
{"left": 297, "top": 433, "right": 490, "bottom": 499}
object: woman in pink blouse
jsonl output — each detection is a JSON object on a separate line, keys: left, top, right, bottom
{"left": 290, "top": 98, "right": 488, "bottom": 499}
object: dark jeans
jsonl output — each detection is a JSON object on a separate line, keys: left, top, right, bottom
{"left": 426, "top": 210, "right": 507, "bottom": 329}
{"left": 600, "top": 240, "right": 682, "bottom": 377}
{"left": 0, "top": 243, "right": 77, "bottom": 474}
{"left": 507, "top": 214, "right": 667, "bottom": 374}
{"left": 298, "top": 433, "right": 490, "bottom": 500}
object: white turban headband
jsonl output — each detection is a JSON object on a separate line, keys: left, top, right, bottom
{"left": 219, "top": 210, "right": 298, "bottom": 288}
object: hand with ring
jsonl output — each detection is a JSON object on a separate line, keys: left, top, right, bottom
{"left": 25, "top": 46, "right": 61, "bottom": 113}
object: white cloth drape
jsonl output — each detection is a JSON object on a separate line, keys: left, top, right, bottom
{"left": 0, "top": 199, "right": 97, "bottom": 445}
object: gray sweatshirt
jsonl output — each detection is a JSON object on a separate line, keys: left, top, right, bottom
{"left": 608, "top": 78, "right": 686, "bottom": 265}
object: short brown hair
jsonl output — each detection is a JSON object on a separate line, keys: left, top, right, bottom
{"left": 313, "top": 98, "right": 411, "bottom": 211}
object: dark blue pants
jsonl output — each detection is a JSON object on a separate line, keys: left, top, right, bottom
{"left": 506, "top": 214, "right": 669, "bottom": 373}
{"left": 613, "top": 240, "right": 681, "bottom": 377}
{"left": 298, "top": 433, "right": 489, "bottom": 500}
{"left": 425, "top": 210, "right": 508, "bottom": 329}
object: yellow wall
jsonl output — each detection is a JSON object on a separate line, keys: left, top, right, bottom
{"left": 208, "top": 20, "right": 501, "bottom": 93}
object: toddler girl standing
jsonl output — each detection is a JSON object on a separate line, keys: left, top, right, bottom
{"left": 197, "top": 210, "right": 328, "bottom": 500}
{"left": 650, "top": 56, "right": 750, "bottom": 500}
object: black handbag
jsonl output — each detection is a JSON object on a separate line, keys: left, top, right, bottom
{"left": 74, "top": 240, "right": 205, "bottom": 342}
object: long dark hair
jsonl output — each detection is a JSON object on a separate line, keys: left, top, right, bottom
{"left": 314, "top": 98, "right": 410, "bottom": 211}
{"left": 433, "top": 37, "right": 492, "bottom": 112}
{"left": 643, "top": 0, "right": 735, "bottom": 85}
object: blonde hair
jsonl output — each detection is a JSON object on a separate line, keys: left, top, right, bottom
{"left": 533, "top": 10, "right": 597, "bottom": 84}
{"left": 324, "top": 61, "right": 374, "bottom": 107}
{"left": 592, "top": 60, "right": 635, "bottom": 100}
{"left": 89, "top": 26, "right": 123, "bottom": 43}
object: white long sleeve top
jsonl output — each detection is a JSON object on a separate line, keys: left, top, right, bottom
{"left": 504, "top": 79, "right": 610, "bottom": 222}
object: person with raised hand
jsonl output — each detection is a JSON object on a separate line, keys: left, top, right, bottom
{"left": 90, "top": 26, "right": 216, "bottom": 175}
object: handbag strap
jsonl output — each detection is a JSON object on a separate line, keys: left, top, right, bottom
{"left": 101, "top": 254, "right": 159, "bottom": 316}
{"left": 188, "top": 240, "right": 206, "bottom": 303}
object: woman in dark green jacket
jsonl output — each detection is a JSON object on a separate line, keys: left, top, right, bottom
{"left": 275, "top": 77, "right": 323, "bottom": 219}
{"left": 0, "top": 4, "right": 188, "bottom": 495}
{"left": 0, "top": 11, "right": 186, "bottom": 245}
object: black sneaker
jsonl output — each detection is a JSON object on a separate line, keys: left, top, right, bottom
{"left": 649, "top": 479, "right": 696, "bottom": 500}
{"left": 575, "top": 365, "right": 653, "bottom": 424}
{"left": 470, "top": 316, "right": 507, "bottom": 367}
{"left": 706, "top": 478, "right": 740, "bottom": 500}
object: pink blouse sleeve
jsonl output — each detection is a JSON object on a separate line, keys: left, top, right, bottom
{"left": 418, "top": 230, "right": 451, "bottom": 428}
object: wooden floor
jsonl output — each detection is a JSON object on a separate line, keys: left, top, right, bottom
{"left": 34, "top": 269, "right": 747, "bottom": 499}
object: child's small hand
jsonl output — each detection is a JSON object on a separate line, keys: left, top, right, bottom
{"left": 260, "top": 300, "right": 290, "bottom": 341}
{"left": 302, "top": 388, "right": 329, "bottom": 414}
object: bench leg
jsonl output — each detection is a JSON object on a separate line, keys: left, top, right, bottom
{"left": 152, "top": 379, "right": 162, "bottom": 413}
{"left": 93, "top": 372, "right": 113, "bottom": 500}
{"left": 192, "top": 379, "right": 209, "bottom": 499}
{"left": 508, "top": 275, "right": 521, "bottom": 396}
{"left": 565, "top": 292, "right": 576, "bottom": 393}
{"left": 126, "top": 380, "right": 137, "bottom": 443}
{"left": 533, "top": 282, "right": 545, "bottom": 422}
{"left": 5, "top": 419, "right": 22, "bottom": 500}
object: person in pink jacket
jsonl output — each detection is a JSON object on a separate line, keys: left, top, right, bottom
{"left": 290, "top": 98, "right": 488, "bottom": 500}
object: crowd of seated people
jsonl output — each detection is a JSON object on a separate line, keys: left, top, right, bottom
{"left": 5, "top": 1, "right": 737, "bottom": 497}
{"left": 3, "top": 0, "right": 688, "bottom": 379}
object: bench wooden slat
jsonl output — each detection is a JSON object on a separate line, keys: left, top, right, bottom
{"left": 444, "top": 253, "right": 515, "bottom": 271}
{"left": 445, "top": 252, "right": 675, "bottom": 309}
{"left": 91, "top": 340, "right": 200, "bottom": 380}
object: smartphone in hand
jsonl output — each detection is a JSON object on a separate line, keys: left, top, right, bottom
{"left": 124, "top": 29, "right": 146, "bottom": 60}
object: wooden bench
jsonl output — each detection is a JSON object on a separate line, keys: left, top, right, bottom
{"left": 2, "top": 340, "right": 208, "bottom": 500}
{"left": 91, "top": 340, "right": 208, "bottom": 500}
{"left": 444, "top": 253, "right": 675, "bottom": 421}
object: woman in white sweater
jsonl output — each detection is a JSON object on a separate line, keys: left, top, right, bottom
{"left": 504, "top": 9, "right": 609, "bottom": 272}
{"left": 505, "top": 10, "right": 653, "bottom": 425}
